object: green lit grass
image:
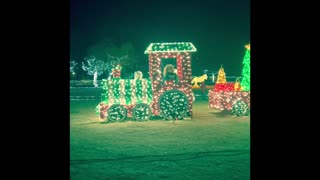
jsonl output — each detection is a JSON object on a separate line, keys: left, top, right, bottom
{"left": 70, "top": 91, "right": 250, "bottom": 180}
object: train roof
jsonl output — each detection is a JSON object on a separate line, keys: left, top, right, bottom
{"left": 144, "top": 42, "right": 197, "bottom": 54}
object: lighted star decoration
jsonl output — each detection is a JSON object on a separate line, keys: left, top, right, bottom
{"left": 245, "top": 44, "right": 250, "bottom": 50}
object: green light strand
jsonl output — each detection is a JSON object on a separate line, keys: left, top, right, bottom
{"left": 240, "top": 49, "right": 250, "bottom": 91}
{"left": 100, "top": 79, "right": 153, "bottom": 105}
{"left": 136, "top": 80, "right": 142, "bottom": 103}
{"left": 144, "top": 42, "right": 197, "bottom": 54}
{"left": 125, "top": 79, "right": 132, "bottom": 104}
{"left": 101, "top": 80, "right": 109, "bottom": 104}
{"left": 147, "top": 80, "right": 153, "bottom": 104}
{"left": 95, "top": 105, "right": 100, "bottom": 114}
{"left": 113, "top": 79, "right": 120, "bottom": 104}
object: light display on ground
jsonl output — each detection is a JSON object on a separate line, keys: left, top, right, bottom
{"left": 232, "top": 100, "right": 249, "bottom": 116}
{"left": 234, "top": 77, "right": 241, "bottom": 91}
{"left": 100, "top": 79, "right": 153, "bottom": 105}
{"left": 82, "top": 56, "right": 107, "bottom": 87}
{"left": 216, "top": 65, "right": 227, "bottom": 84}
{"left": 159, "top": 89, "right": 188, "bottom": 120}
{"left": 132, "top": 103, "right": 152, "bottom": 121}
{"left": 209, "top": 91, "right": 250, "bottom": 113}
{"left": 191, "top": 74, "right": 208, "bottom": 87}
{"left": 208, "top": 45, "right": 250, "bottom": 116}
{"left": 213, "top": 66, "right": 239, "bottom": 92}
{"left": 97, "top": 42, "right": 197, "bottom": 122}
{"left": 214, "top": 83, "right": 235, "bottom": 92}
{"left": 112, "top": 64, "right": 122, "bottom": 78}
{"left": 240, "top": 44, "right": 250, "bottom": 91}
{"left": 97, "top": 77, "right": 153, "bottom": 120}
{"left": 145, "top": 42, "right": 196, "bottom": 117}
{"left": 70, "top": 61, "right": 77, "bottom": 75}
{"left": 107, "top": 104, "right": 127, "bottom": 122}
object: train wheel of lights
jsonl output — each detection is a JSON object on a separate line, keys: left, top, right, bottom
{"left": 158, "top": 89, "right": 188, "bottom": 120}
{"left": 232, "top": 100, "right": 249, "bottom": 116}
{"left": 132, "top": 103, "right": 151, "bottom": 121}
{"left": 107, "top": 104, "right": 127, "bottom": 122}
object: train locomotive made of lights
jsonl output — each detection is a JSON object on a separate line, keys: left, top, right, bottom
{"left": 96, "top": 42, "right": 197, "bottom": 122}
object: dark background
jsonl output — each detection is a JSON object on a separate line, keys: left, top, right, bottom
{"left": 70, "top": 0, "right": 250, "bottom": 77}
{"left": 4, "top": 0, "right": 318, "bottom": 178}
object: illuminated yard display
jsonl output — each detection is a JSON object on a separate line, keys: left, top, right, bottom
{"left": 82, "top": 56, "right": 107, "bottom": 87}
{"left": 112, "top": 64, "right": 122, "bottom": 78}
{"left": 234, "top": 77, "right": 241, "bottom": 91}
{"left": 145, "top": 42, "right": 196, "bottom": 118}
{"left": 213, "top": 66, "right": 235, "bottom": 92}
{"left": 97, "top": 42, "right": 197, "bottom": 121}
{"left": 241, "top": 44, "right": 250, "bottom": 91}
{"left": 216, "top": 65, "right": 227, "bottom": 84}
{"left": 70, "top": 61, "right": 77, "bottom": 75}
{"left": 209, "top": 44, "right": 250, "bottom": 116}
{"left": 97, "top": 78, "right": 153, "bottom": 120}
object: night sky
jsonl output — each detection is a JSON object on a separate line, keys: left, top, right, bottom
{"left": 71, "top": 0, "right": 250, "bottom": 77}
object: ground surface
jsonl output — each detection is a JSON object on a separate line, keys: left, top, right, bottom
{"left": 70, "top": 88, "right": 250, "bottom": 180}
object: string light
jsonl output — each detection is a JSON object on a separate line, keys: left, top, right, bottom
{"left": 144, "top": 42, "right": 197, "bottom": 54}
{"left": 214, "top": 83, "right": 235, "bottom": 92}
{"left": 70, "top": 61, "right": 77, "bottom": 75}
{"left": 107, "top": 104, "right": 127, "bottom": 122}
{"left": 159, "top": 89, "right": 188, "bottom": 120}
{"left": 234, "top": 77, "right": 241, "bottom": 91}
{"left": 82, "top": 56, "right": 107, "bottom": 87}
{"left": 241, "top": 44, "right": 250, "bottom": 91}
{"left": 132, "top": 103, "right": 152, "bottom": 121}
{"left": 147, "top": 50, "right": 194, "bottom": 117}
{"left": 98, "top": 78, "right": 153, "bottom": 119}
{"left": 112, "top": 64, "right": 122, "bottom": 78}
{"left": 208, "top": 45, "right": 250, "bottom": 115}
{"left": 100, "top": 79, "right": 153, "bottom": 106}
{"left": 97, "top": 42, "right": 197, "bottom": 121}
{"left": 212, "top": 66, "right": 234, "bottom": 92}
{"left": 232, "top": 100, "right": 249, "bottom": 116}
{"left": 216, "top": 65, "right": 227, "bottom": 84}
{"left": 209, "top": 91, "right": 250, "bottom": 112}
{"left": 245, "top": 44, "right": 250, "bottom": 50}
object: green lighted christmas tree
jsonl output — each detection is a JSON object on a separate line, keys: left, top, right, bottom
{"left": 240, "top": 44, "right": 250, "bottom": 91}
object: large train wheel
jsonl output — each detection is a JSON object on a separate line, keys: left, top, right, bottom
{"left": 232, "top": 100, "right": 249, "bottom": 116}
{"left": 107, "top": 104, "right": 127, "bottom": 122}
{"left": 158, "top": 89, "right": 188, "bottom": 120}
{"left": 132, "top": 103, "right": 151, "bottom": 121}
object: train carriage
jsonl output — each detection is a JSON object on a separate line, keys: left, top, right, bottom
{"left": 97, "top": 42, "right": 197, "bottom": 122}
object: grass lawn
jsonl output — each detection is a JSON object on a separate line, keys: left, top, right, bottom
{"left": 70, "top": 92, "right": 250, "bottom": 180}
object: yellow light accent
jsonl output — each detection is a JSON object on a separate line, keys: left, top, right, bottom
{"left": 217, "top": 65, "right": 227, "bottom": 84}
{"left": 245, "top": 44, "right": 250, "bottom": 50}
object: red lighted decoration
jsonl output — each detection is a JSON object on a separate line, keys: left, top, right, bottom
{"left": 209, "top": 91, "right": 250, "bottom": 111}
{"left": 209, "top": 66, "right": 249, "bottom": 112}
{"left": 213, "top": 82, "right": 235, "bottom": 92}
{"left": 234, "top": 78, "right": 241, "bottom": 91}
{"left": 112, "top": 64, "right": 122, "bottom": 78}
{"left": 145, "top": 43, "right": 195, "bottom": 116}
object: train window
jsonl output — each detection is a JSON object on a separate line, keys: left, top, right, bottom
{"left": 161, "top": 58, "right": 177, "bottom": 76}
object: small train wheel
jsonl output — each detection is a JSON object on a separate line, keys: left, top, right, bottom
{"left": 132, "top": 103, "right": 151, "bottom": 121}
{"left": 158, "top": 89, "right": 188, "bottom": 120}
{"left": 232, "top": 100, "right": 249, "bottom": 116}
{"left": 107, "top": 104, "right": 127, "bottom": 122}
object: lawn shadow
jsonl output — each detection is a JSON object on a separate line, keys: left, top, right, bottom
{"left": 209, "top": 110, "right": 235, "bottom": 118}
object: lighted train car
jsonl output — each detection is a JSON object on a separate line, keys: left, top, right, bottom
{"left": 209, "top": 44, "right": 250, "bottom": 116}
{"left": 208, "top": 44, "right": 251, "bottom": 116}
{"left": 97, "top": 42, "right": 197, "bottom": 122}
{"left": 209, "top": 89, "right": 250, "bottom": 116}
